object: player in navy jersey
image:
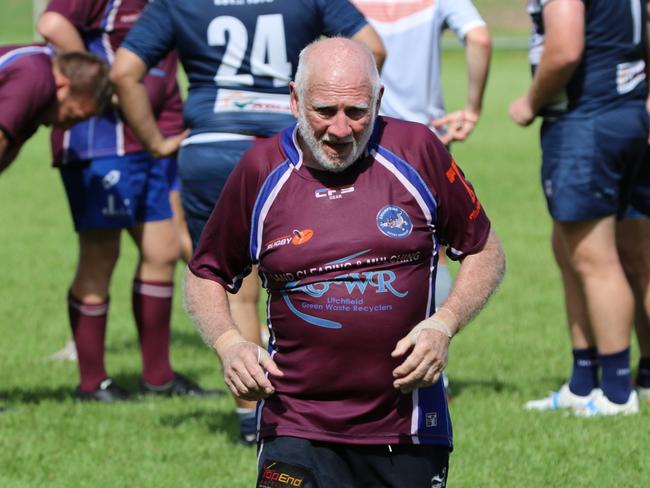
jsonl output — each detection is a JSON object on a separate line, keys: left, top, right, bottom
{"left": 510, "top": 0, "right": 649, "bottom": 415}
{"left": 110, "top": 0, "right": 385, "bottom": 443}
{"left": 37, "top": 0, "right": 216, "bottom": 401}
{"left": 0, "top": 45, "right": 109, "bottom": 172}
{"left": 185, "top": 38, "right": 505, "bottom": 485}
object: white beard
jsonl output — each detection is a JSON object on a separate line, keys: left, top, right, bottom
{"left": 297, "top": 105, "right": 375, "bottom": 173}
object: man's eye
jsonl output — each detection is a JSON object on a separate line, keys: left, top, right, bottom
{"left": 316, "top": 107, "right": 335, "bottom": 117}
{"left": 346, "top": 108, "right": 367, "bottom": 119}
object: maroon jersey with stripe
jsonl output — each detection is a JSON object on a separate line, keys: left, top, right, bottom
{"left": 0, "top": 44, "right": 55, "bottom": 171}
{"left": 44, "top": 0, "right": 183, "bottom": 164}
{"left": 190, "top": 117, "right": 491, "bottom": 446}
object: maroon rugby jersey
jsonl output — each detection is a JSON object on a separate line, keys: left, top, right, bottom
{"left": 190, "top": 116, "right": 491, "bottom": 447}
{"left": 0, "top": 44, "right": 55, "bottom": 171}
{"left": 44, "top": 0, "right": 183, "bottom": 164}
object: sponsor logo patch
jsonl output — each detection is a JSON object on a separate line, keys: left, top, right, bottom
{"left": 265, "top": 229, "right": 314, "bottom": 251}
{"left": 314, "top": 186, "right": 355, "bottom": 200}
{"left": 257, "top": 460, "right": 315, "bottom": 488}
{"left": 215, "top": 88, "right": 291, "bottom": 114}
{"left": 376, "top": 205, "right": 412, "bottom": 238}
{"left": 425, "top": 412, "right": 438, "bottom": 427}
{"left": 102, "top": 170, "right": 121, "bottom": 190}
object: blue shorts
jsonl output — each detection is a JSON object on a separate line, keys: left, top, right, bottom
{"left": 161, "top": 157, "right": 180, "bottom": 192}
{"left": 257, "top": 436, "right": 449, "bottom": 488}
{"left": 540, "top": 103, "right": 649, "bottom": 222}
{"left": 177, "top": 139, "right": 255, "bottom": 247}
{"left": 60, "top": 151, "right": 173, "bottom": 231}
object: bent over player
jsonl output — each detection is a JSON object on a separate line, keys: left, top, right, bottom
{"left": 37, "top": 0, "right": 213, "bottom": 401}
{"left": 185, "top": 39, "right": 505, "bottom": 485}
{"left": 0, "top": 45, "right": 109, "bottom": 172}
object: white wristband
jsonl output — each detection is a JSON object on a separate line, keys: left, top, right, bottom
{"left": 409, "top": 318, "right": 453, "bottom": 345}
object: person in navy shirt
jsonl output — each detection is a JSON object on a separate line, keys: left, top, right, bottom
{"left": 0, "top": 45, "right": 109, "bottom": 172}
{"left": 510, "top": 0, "right": 649, "bottom": 415}
{"left": 185, "top": 38, "right": 504, "bottom": 486}
{"left": 110, "top": 0, "right": 385, "bottom": 443}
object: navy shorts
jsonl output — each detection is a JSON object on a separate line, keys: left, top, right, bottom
{"left": 624, "top": 147, "right": 650, "bottom": 218}
{"left": 177, "top": 139, "right": 255, "bottom": 247}
{"left": 540, "top": 102, "right": 649, "bottom": 222}
{"left": 257, "top": 436, "right": 449, "bottom": 488}
{"left": 60, "top": 152, "right": 173, "bottom": 231}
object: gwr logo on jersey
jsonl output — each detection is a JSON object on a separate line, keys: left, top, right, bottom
{"left": 265, "top": 229, "right": 314, "bottom": 250}
{"left": 314, "top": 186, "right": 355, "bottom": 200}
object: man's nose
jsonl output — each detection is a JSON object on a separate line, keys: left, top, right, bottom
{"left": 328, "top": 111, "right": 352, "bottom": 139}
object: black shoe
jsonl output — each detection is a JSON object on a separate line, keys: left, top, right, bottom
{"left": 239, "top": 431, "right": 257, "bottom": 446}
{"left": 140, "top": 372, "right": 225, "bottom": 397}
{"left": 238, "top": 413, "right": 257, "bottom": 446}
{"left": 74, "top": 378, "right": 130, "bottom": 403}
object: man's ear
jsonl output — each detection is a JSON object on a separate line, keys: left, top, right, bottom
{"left": 376, "top": 85, "right": 384, "bottom": 112}
{"left": 52, "top": 66, "right": 71, "bottom": 100}
{"left": 289, "top": 81, "right": 300, "bottom": 118}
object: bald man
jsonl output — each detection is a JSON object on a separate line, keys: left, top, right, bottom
{"left": 185, "top": 38, "right": 504, "bottom": 486}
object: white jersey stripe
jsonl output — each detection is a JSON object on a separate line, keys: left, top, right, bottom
{"left": 253, "top": 166, "right": 295, "bottom": 262}
{"left": 373, "top": 149, "right": 433, "bottom": 224}
{"left": 180, "top": 132, "right": 256, "bottom": 146}
{"left": 410, "top": 389, "right": 420, "bottom": 444}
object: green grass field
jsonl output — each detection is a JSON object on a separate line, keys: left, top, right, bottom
{"left": 1, "top": 2, "right": 649, "bottom": 487}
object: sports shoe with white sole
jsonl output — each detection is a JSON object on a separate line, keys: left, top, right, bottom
{"left": 49, "top": 339, "right": 77, "bottom": 362}
{"left": 637, "top": 386, "right": 650, "bottom": 404}
{"left": 573, "top": 389, "right": 639, "bottom": 417}
{"left": 524, "top": 384, "right": 597, "bottom": 411}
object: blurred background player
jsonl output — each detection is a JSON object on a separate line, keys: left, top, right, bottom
{"left": 618, "top": 157, "right": 650, "bottom": 405}
{"left": 110, "top": 0, "right": 385, "bottom": 443}
{"left": 1, "top": 42, "right": 110, "bottom": 414}
{"left": 510, "top": 0, "right": 648, "bottom": 415}
{"left": 37, "top": 0, "right": 213, "bottom": 401}
{"left": 1, "top": 45, "right": 109, "bottom": 172}
{"left": 352, "top": 0, "right": 492, "bottom": 396}
{"left": 352, "top": 0, "right": 491, "bottom": 147}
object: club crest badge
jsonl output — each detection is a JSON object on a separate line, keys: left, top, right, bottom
{"left": 376, "top": 205, "right": 412, "bottom": 238}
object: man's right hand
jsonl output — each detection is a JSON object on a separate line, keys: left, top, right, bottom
{"left": 216, "top": 330, "right": 283, "bottom": 401}
{"left": 431, "top": 110, "right": 479, "bottom": 145}
{"left": 149, "top": 129, "right": 189, "bottom": 159}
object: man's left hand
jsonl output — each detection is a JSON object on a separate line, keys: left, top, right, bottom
{"left": 509, "top": 96, "right": 536, "bottom": 126}
{"left": 391, "top": 327, "right": 449, "bottom": 393}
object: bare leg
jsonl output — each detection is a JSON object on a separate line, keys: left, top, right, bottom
{"left": 556, "top": 217, "right": 633, "bottom": 353}
{"left": 617, "top": 218, "right": 650, "bottom": 392}
{"left": 170, "top": 190, "right": 193, "bottom": 263}
{"left": 552, "top": 223, "right": 595, "bottom": 349}
{"left": 129, "top": 219, "right": 180, "bottom": 281}
{"left": 556, "top": 217, "right": 634, "bottom": 405}
{"left": 71, "top": 229, "right": 121, "bottom": 303}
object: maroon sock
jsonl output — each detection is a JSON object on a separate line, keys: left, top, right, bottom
{"left": 132, "top": 279, "right": 175, "bottom": 386}
{"left": 68, "top": 292, "right": 109, "bottom": 393}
